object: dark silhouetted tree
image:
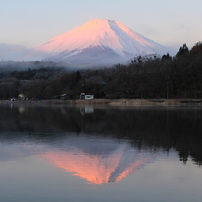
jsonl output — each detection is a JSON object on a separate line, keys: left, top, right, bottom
{"left": 176, "top": 43, "right": 189, "bottom": 57}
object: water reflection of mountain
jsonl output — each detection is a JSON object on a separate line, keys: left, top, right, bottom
{"left": 41, "top": 136, "right": 154, "bottom": 184}
{"left": 0, "top": 105, "right": 202, "bottom": 165}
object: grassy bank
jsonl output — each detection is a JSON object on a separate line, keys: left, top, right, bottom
{"left": 1, "top": 99, "right": 202, "bottom": 107}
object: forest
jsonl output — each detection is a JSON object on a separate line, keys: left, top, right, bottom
{"left": 0, "top": 42, "right": 202, "bottom": 100}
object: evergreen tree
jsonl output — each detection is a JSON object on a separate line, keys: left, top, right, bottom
{"left": 176, "top": 43, "right": 189, "bottom": 57}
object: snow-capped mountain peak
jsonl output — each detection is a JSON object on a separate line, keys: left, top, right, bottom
{"left": 33, "top": 19, "right": 168, "bottom": 64}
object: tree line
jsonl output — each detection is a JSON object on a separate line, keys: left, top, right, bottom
{"left": 0, "top": 41, "right": 202, "bottom": 100}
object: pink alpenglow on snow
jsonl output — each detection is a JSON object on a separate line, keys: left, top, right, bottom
{"left": 30, "top": 19, "right": 170, "bottom": 65}
{"left": 6, "top": 20, "right": 171, "bottom": 64}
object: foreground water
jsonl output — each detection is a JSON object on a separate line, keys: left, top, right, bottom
{"left": 0, "top": 104, "right": 202, "bottom": 202}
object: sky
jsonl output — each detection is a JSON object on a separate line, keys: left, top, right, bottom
{"left": 0, "top": 0, "right": 202, "bottom": 51}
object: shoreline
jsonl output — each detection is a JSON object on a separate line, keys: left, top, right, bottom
{"left": 1, "top": 98, "right": 202, "bottom": 107}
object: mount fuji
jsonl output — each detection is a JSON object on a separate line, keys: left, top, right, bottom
{"left": 24, "top": 20, "right": 170, "bottom": 65}
{"left": 33, "top": 19, "right": 168, "bottom": 64}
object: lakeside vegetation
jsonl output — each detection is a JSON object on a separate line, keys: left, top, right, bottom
{"left": 0, "top": 42, "right": 202, "bottom": 100}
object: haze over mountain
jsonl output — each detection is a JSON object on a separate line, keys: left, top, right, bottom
{"left": 0, "top": 43, "right": 28, "bottom": 60}
{"left": 1, "top": 19, "right": 171, "bottom": 65}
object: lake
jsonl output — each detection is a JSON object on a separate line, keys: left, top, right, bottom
{"left": 0, "top": 104, "right": 202, "bottom": 202}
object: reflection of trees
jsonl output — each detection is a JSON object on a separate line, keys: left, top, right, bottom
{"left": 0, "top": 105, "right": 202, "bottom": 165}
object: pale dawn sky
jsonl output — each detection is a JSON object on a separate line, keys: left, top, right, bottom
{"left": 0, "top": 0, "right": 201, "bottom": 50}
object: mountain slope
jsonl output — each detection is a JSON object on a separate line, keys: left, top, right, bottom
{"left": 34, "top": 19, "right": 168, "bottom": 64}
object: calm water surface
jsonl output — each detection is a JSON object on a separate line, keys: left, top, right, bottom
{"left": 0, "top": 104, "right": 202, "bottom": 202}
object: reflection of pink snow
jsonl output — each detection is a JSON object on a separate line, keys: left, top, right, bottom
{"left": 41, "top": 141, "right": 155, "bottom": 185}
